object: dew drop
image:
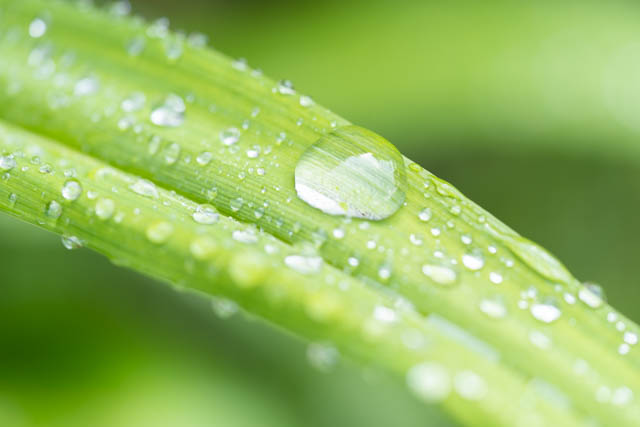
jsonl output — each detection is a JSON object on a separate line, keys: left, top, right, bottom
{"left": 45, "top": 200, "right": 62, "bottom": 219}
{"left": 284, "top": 254, "right": 323, "bottom": 274}
{"left": 406, "top": 362, "right": 450, "bottom": 403}
{"left": 230, "top": 197, "right": 244, "bottom": 212}
{"left": 294, "top": 125, "right": 407, "bottom": 220}
{"left": 196, "top": 151, "right": 213, "bottom": 166}
{"left": 220, "top": 127, "right": 241, "bottom": 146}
{"left": 0, "top": 155, "right": 16, "bottom": 171}
{"left": 418, "top": 207, "right": 432, "bottom": 222}
{"left": 163, "top": 142, "right": 181, "bottom": 165}
{"left": 29, "top": 18, "right": 47, "bottom": 38}
{"left": 61, "top": 235, "right": 83, "bottom": 250}
{"left": 129, "top": 178, "right": 158, "bottom": 198}
{"left": 74, "top": 77, "right": 99, "bottom": 96}
{"left": 146, "top": 221, "right": 173, "bottom": 244}
{"left": 462, "top": 249, "right": 485, "bottom": 271}
{"left": 578, "top": 282, "right": 606, "bottom": 309}
{"left": 150, "top": 94, "right": 185, "bottom": 127}
{"left": 479, "top": 296, "right": 507, "bottom": 319}
{"left": 232, "top": 228, "right": 258, "bottom": 244}
{"left": 422, "top": 264, "right": 458, "bottom": 286}
{"left": 530, "top": 299, "right": 562, "bottom": 323}
{"left": 193, "top": 204, "right": 219, "bottom": 225}
{"left": 454, "top": 371, "right": 488, "bottom": 401}
{"left": 299, "top": 95, "right": 314, "bottom": 107}
{"left": 61, "top": 179, "right": 82, "bottom": 201}
{"left": 211, "top": 296, "right": 238, "bottom": 319}
{"left": 307, "top": 342, "right": 339, "bottom": 373}
{"left": 95, "top": 198, "right": 115, "bottom": 220}
{"left": 121, "top": 92, "right": 146, "bottom": 112}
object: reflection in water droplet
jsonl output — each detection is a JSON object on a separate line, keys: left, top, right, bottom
{"left": 294, "top": 125, "right": 407, "bottom": 220}
{"left": 578, "top": 282, "right": 606, "bottom": 309}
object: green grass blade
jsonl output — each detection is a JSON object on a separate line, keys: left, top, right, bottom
{"left": 0, "top": 1, "right": 639, "bottom": 425}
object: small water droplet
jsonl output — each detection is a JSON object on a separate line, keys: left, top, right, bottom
{"left": 61, "top": 179, "right": 82, "bottom": 201}
{"left": 29, "top": 18, "right": 47, "bottom": 38}
{"left": 294, "top": 125, "right": 407, "bottom": 220}
{"left": 0, "top": 155, "right": 16, "bottom": 171}
{"left": 623, "top": 331, "right": 638, "bottom": 345}
{"left": 299, "top": 95, "right": 314, "bottom": 107}
{"left": 479, "top": 296, "right": 507, "bottom": 319}
{"left": 230, "top": 197, "right": 244, "bottom": 212}
{"left": 187, "top": 204, "right": 216, "bottom": 225}
{"left": 211, "top": 296, "right": 238, "bottom": 319}
{"left": 95, "top": 198, "right": 115, "bottom": 220}
{"left": 578, "top": 282, "right": 606, "bottom": 309}
{"left": 150, "top": 94, "right": 185, "bottom": 127}
{"left": 220, "top": 127, "right": 241, "bottom": 146}
{"left": 489, "top": 272, "right": 503, "bottom": 284}
{"left": 284, "top": 254, "right": 323, "bottom": 274}
{"left": 121, "top": 92, "right": 146, "bottom": 112}
{"left": 129, "top": 178, "right": 158, "bottom": 198}
{"left": 74, "top": 77, "right": 99, "bottom": 96}
{"left": 196, "top": 151, "right": 213, "bottom": 166}
{"left": 163, "top": 142, "right": 181, "bottom": 165}
{"left": 146, "top": 221, "right": 173, "bottom": 244}
{"left": 454, "top": 371, "right": 487, "bottom": 401}
{"left": 277, "top": 79, "right": 295, "bottom": 95}
{"left": 373, "top": 305, "right": 397, "bottom": 323}
{"left": 232, "top": 228, "right": 258, "bottom": 244}
{"left": 61, "top": 235, "right": 83, "bottom": 250}
{"left": 462, "top": 249, "right": 485, "bottom": 271}
{"left": 530, "top": 299, "right": 562, "bottom": 323}
{"left": 422, "top": 264, "right": 458, "bottom": 286}
{"left": 307, "top": 342, "right": 339, "bottom": 373}
{"left": 418, "top": 207, "right": 432, "bottom": 222}
{"left": 45, "top": 200, "right": 62, "bottom": 219}
{"left": 406, "top": 362, "right": 450, "bottom": 403}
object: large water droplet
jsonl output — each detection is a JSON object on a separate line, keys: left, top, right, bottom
{"left": 294, "top": 125, "right": 407, "bottom": 220}
{"left": 129, "top": 178, "right": 158, "bottom": 198}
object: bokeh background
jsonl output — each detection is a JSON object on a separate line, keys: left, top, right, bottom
{"left": 2, "top": 1, "right": 640, "bottom": 425}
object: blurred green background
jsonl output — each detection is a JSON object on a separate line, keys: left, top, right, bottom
{"left": 2, "top": 0, "right": 640, "bottom": 425}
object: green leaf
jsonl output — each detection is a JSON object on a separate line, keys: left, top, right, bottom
{"left": 0, "top": 1, "right": 638, "bottom": 425}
